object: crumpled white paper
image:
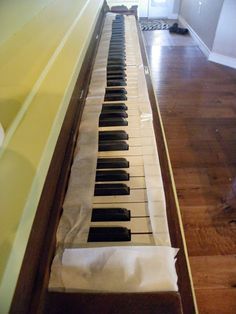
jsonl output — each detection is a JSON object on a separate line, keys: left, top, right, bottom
{"left": 49, "top": 246, "right": 179, "bottom": 292}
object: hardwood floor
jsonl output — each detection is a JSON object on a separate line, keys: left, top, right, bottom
{"left": 143, "top": 29, "right": 236, "bottom": 313}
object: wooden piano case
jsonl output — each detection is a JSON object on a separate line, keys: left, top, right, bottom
{"left": 10, "top": 3, "right": 196, "bottom": 314}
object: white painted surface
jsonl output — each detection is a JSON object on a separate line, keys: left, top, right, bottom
{"left": 138, "top": 0, "right": 180, "bottom": 18}
{"left": 107, "top": 0, "right": 139, "bottom": 8}
{"left": 209, "top": 52, "right": 236, "bottom": 69}
{"left": 148, "top": 0, "right": 174, "bottom": 18}
{"left": 179, "top": 16, "right": 210, "bottom": 57}
{"left": 138, "top": 0, "right": 149, "bottom": 17}
{"left": 211, "top": 0, "right": 236, "bottom": 60}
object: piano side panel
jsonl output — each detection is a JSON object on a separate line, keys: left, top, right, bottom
{"left": 9, "top": 2, "right": 108, "bottom": 313}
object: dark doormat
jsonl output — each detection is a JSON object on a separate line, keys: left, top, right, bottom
{"left": 139, "top": 19, "right": 169, "bottom": 31}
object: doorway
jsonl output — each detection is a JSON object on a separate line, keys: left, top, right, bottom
{"left": 148, "top": 0, "right": 173, "bottom": 18}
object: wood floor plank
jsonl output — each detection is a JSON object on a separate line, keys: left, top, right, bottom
{"left": 144, "top": 30, "right": 236, "bottom": 313}
{"left": 189, "top": 255, "right": 236, "bottom": 289}
{"left": 195, "top": 289, "right": 236, "bottom": 314}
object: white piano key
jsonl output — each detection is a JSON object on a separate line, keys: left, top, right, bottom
{"left": 144, "top": 164, "right": 163, "bottom": 177}
{"left": 90, "top": 217, "right": 152, "bottom": 233}
{"left": 96, "top": 177, "right": 146, "bottom": 189}
{"left": 127, "top": 137, "right": 156, "bottom": 147}
{"left": 151, "top": 217, "right": 170, "bottom": 234}
{"left": 98, "top": 126, "right": 154, "bottom": 138}
{"left": 153, "top": 233, "right": 171, "bottom": 246}
{"left": 148, "top": 201, "right": 167, "bottom": 217}
{"left": 100, "top": 166, "right": 144, "bottom": 177}
{"left": 98, "top": 146, "right": 142, "bottom": 157}
{"left": 98, "top": 146, "right": 157, "bottom": 157}
{"left": 76, "top": 233, "right": 155, "bottom": 247}
{"left": 147, "top": 188, "right": 165, "bottom": 202}
{"left": 145, "top": 176, "right": 163, "bottom": 189}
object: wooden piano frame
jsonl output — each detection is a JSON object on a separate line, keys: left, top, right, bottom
{"left": 10, "top": 3, "right": 197, "bottom": 313}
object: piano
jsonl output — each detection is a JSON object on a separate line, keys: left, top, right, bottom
{"left": 0, "top": 2, "right": 197, "bottom": 313}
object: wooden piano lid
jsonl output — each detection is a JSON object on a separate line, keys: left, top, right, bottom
{"left": 46, "top": 292, "right": 183, "bottom": 314}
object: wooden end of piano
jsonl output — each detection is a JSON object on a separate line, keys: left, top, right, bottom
{"left": 46, "top": 292, "right": 183, "bottom": 314}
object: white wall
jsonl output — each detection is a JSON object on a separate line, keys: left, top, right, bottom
{"left": 209, "top": 0, "right": 236, "bottom": 68}
{"left": 138, "top": 0, "right": 148, "bottom": 17}
{"left": 180, "top": 0, "right": 224, "bottom": 50}
{"left": 138, "top": 0, "right": 180, "bottom": 18}
{"left": 211, "top": 0, "right": 236, "bottom": 60}
{"left": 107, "top": 0, "right": 139, "bottom": 8}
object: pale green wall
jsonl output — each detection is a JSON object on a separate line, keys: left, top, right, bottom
{"left": 0, "top": 0, "right": 54, "bottom": 45}
{"left": 0, "top": 0, "right": 103, "bottom": 312}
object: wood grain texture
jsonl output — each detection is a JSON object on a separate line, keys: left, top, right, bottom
{"left": 143, "top": 30, "right": 236, "bottom": 313}
{"left": 138, "top": 25, "right": 196, "bottom": 314}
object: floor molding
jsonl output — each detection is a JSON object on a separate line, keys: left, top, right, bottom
{"left": 178, "top": 15, "right": 210, "bottom": 58}
{"left": 209, "top": 52, "right": 236, "bottom": 69}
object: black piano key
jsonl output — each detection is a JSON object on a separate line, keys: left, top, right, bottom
{"left": 105, "top": 88, "right": 127, "bottom": 95}
{"left": 100, "top": 110, "right": 128, "bottom": 119}
{"left": 107, "top": 56, "right": 126, "bottom": 61}
{"left": 109, "top": 44, "right": 125, "bottom": 49}
{"left": 107, "top": 72, "right": 126, "bottom": 78}
{"left": 109, "top": 47, "right": 125, "bottom": 51}
{"left": 91, "top": 208, "right": 130, "bottom": 221}
{"left": 108, "top": 54, "right": 126, "bottom": 59}
{"left": 111, "top": 32, "right": 124, "bottom": 36}
{"left": 104, "top": 94, "right": 127, "bottom": 101}
{"left": 108, "top": 57, "right": 126, "bottom": 62}
{"left": 98, "top": 140, "right": 129, "bottom": 151}
{"left": 107, "top": 70, "right": 126, "bottom": 77}
{"left": 108, "top": 51, "right": 126, "bottom": 55}
{"left": 99, "top": 130, "right": 128, "bottom": 141}
{"left": 109, "top": 47, "right": 125, "bottom": 54}
{"left": 107, "top": 75, "right": 126, "bottom": 81}
{"left": 107, "top": 79, "right": 127, "bottom": 87}
{"left": 109, "top": 47, "right": 125, "bottom": 50}
{"left": 107, "top": 60, "right": 126, "bottom": 66}
{"left": 94, "top": 183, "right": 130, "bottom": 196}
{"left": 97, "top": 157, "right": 129, "bottom": 169}
{"left": 102, "top": 103, "right": 128, "bottom": 111}
{"left": 88, "top": 227, "right": 131, "bottom": 242}
{"left": 107, "top": 64, "right": 126, "bottom": 71}
{"left": 110, "top": 38, "right": 125, "bottom": 42}
{"left": 99, "top": 117, "right": 128, "bottom": 127}
{"left": 96, "top": 170, "right": 129, "bottom": 181}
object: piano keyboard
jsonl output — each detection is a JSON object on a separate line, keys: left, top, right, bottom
{"left": 54, "top": 13, "right": 171, "bottom": 251}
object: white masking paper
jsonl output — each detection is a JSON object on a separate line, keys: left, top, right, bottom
{"left": 50, "top": 246, "right": 178, "bottom": 292}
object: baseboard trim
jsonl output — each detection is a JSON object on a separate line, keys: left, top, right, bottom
{"left": 209, "top": 52, "right": 236, "bottom": 69}
{"left": 178, "top": 15, "right": 210, "bottom": 57}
